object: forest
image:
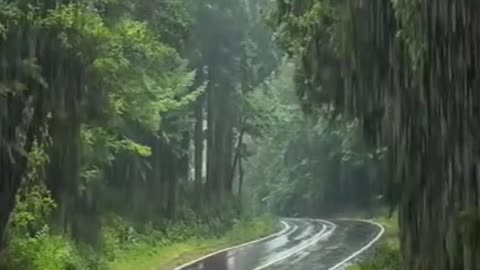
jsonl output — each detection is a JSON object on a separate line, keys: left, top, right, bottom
{"left": 0, "top": 0, "right": 477, "bottom": 270}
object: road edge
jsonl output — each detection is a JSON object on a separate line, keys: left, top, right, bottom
{"left": 327, "top": 218, "right": 385, "bottom": 270}
{"left": 172, "top": 219, "right": 290, "bottom": 270}
{"left": 253, "top": 219, "right": 334, "bottom": 270}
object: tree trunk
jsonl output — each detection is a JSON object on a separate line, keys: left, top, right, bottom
{"left": 46, "top": 115, "right": 81, "bottom": 234}
{"left": 0, "top": 94, "right": 42, "bottom": 249}
{"left": 223, "top": 119, "right": 234, "bottom": 194}
{"left": 0, "top": 150, "right": 25, "bottom": 249}
{"left": 231, "top": 126, "right": 245, "bottom": 193}
{"left": 238, "top": 155, "right": 244, "bottom": 196}
{"left": 166, "top": 156, "right": 178, "bottom": 220}
{"left": 194, "top": 95, "right": 205, "bottom": 204}
{"left": 205, "top": 79, "right": 218, "bottom": 203}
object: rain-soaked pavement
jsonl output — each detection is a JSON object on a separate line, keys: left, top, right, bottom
{"left": 175, "top": 218, "right": 383, "bottom": 270}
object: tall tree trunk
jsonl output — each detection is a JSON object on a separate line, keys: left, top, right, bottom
{"left": 205, "top": 70, "right": 232, "bottom": 204}
{"left": 238, "top": 155, "right": 244, "bottom": 196}
{"left": 0, "top": 148, "right": 25, "bottom": 250}
{"left": 0, "top": 94, "right": 42, "bottom": 249}
{"left": 0, "top": 147, "right": 27, "bottom": 248}
{"left": 231, "top": 125, "right": 245, "bottom": 192}
{"left": 206, "top": 80, "right": 218, "bottom": 203}
{"left": 194, "top": 96, "right": 204, "bottom": 204}
{"left": 166, "top": 156, "right": 178, "bottom": 220}
{"left": 223, "top": 119, "right": 234, "bottom": 194}
{"left": 47, "top": 115, "right": 81, "bottom": 234}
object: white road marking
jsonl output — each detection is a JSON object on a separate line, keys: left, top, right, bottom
{"left": 289, "top": 251, "right": 310, "bottom": 264}
{"left": 327, "top": 219, "right": 385, "bottom": 270}
{"left": 174, "top": 218, "right": 385, "bottom": 270}
{"left": 284, "top": 223, "right": 300, "bottom": 238}
{"left": 173, "top": 220, "right": 291, "bottom": 270}
{"left": 292, "top": 220, "right": 314, "bottom": 241}
{"left": 253, "top": 219, "right": 336, "bottom": 270}
{"left": 237, "top": 222, "right": 300, "bottom": 258}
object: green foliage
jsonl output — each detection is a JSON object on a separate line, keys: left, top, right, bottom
{"left": 272, "top": 0, "right": 336, "bottom": 56}
{"left": 244, "top": 62, "right": 385, "bottom": 216}
{"left": 391, "top": 0, "right": 427, "bottom": 73}
{"left": 0, "top": 0, "right": 276, "bottom": 269}
{"left": 2, "top": 141, "right": 88, "bottom": 270}
{"left": 107, "top": 215, "right": 277, "bottom": 270}
{"left": 349, "top": 215, "right": 401, "bottom": 270}
{"left": 12, "top": 139, "right": 54, "bottom": 236}
{"left": 349, "top": 243, "right": 401, "bottom": 270}
{"left": 243, "top": 62, "right": 301, "bottom": 208}
{"left": 3, "top": 210, "right": 270, "bottom": 270}
{"left": 223, "top": 215, "right": 277, "bottom": 243}
{"left": 0, "top": 229, "right": 88, "bottom": 270}
{"left": 10, "top": 185, "right": 55, "bottom": 236}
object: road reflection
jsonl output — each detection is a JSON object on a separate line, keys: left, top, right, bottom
{"left": 178, "top": 219, "right": 327, "bottom": 270}
{"left": 177, "top": 219, "right": 383, "bottom": 270}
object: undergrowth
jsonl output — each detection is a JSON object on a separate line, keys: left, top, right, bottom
{"left": 0, "top": 176, "right": 280, "bottom": 270}
{"left": 0, "top": 206, "right": 276, "bottom": 270}
{"left": 108, "top": 214, "right": 277, "bottom": 270}
{"left": 349, "top": 214, "right": 401, "bottom": 270}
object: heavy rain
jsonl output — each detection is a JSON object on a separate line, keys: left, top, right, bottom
{"left": 0, "top": 0, "right": 474, "bottom": 270}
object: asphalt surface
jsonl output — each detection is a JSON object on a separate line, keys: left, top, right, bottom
{"left": 175, "top": 218, "right": 383, "bottom": 270}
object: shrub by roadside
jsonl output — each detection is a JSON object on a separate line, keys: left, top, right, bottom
{"left": 348, "top": 214, "right": 401, "bottom": 270}
{"left": 108, "top": 215, "right": 278, "bottom": 270}
{"left": 0, "top": 191, "right": 277, "bottom": 270}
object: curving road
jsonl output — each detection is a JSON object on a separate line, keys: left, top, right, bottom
{"left": 174, "top": 218, "right": 384, "bottom": 270}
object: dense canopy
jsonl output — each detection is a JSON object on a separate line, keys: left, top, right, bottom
{"left": 273, "top": 0, "right": 480, "bottom": 269}
{"left": 1, "top": 1, "right": 477, "bottom": 270}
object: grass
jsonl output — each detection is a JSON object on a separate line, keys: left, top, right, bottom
{"left": 108, "top": 215, "right": 278, "bottom": 270}
{"left": 348, "top": 213, "right": 401, "bottom": 270}
{"left": 374, "top": 213, "right": 400, "bottom": 249}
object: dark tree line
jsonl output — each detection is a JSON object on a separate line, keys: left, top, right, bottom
{"left": 0, "top": 0, "right": 278, "bottom": 261}
{"left": 273, "top": 0, "right": 480, "bottom": 269}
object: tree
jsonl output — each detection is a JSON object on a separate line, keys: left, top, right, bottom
{"left": 243, "top": 62, "right": 384, "bottom": 217}
{"left": 190, "top": 0, "right": 279, "bottom": 207}
{"left": 0, "top": 0, "right": 199, "bottom": 247}
{"left": 273, "top": 0, "right": 480, "bottom": 269}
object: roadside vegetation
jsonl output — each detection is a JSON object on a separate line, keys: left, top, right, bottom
{"left": 109, "top": 215, "right": 277, "bottom": 270}
{"left": 243, "top": 63, "right": 386, "bottom": 219}
{"left": 349, "top": 214, "right": 401, "bottom": 270}
{"left": 0, "top": 1, "right": 281, "bottom": 269}
{"left": 1, "top": 210, "right": 275, "bottom": 270}
{"left": 271, "top": 1, "right": 480, "bottom": 269}
{"left": 3, "top": 0, "right": 474, "bottom": 269}
{"left": 0, "top": 1, "right": 386, "bottom": 268}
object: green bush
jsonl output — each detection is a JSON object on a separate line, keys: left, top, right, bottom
{"left": 2, "top": 199, "right": 273, "bottom": 270}
{"left": 101, "top": 214, "right": 228, "bottom": 264}
{"left": 351, "top": 243, "right": 401, "bottom": 270}
{"left": 349, "top": 214, "right": 401, "bottom": 270}
{"left": 1, "top": 189, "right": 103, "bottom": 270}
{"left": 224, "top": 215, "right": 277, "bottom": 243}
{"left": 0, "top": 181, "right": 94, "bottom": 270}
{"left": 0, "top": 227, "right": 87, "bottom": 270}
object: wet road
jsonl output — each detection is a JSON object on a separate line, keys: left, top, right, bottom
{"left": 174, "top": 218, "right": 384, "bottom": 270}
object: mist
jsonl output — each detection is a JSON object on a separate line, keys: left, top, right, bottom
{"left": 1, "top": 1, "right": 474, "bottom": 270}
